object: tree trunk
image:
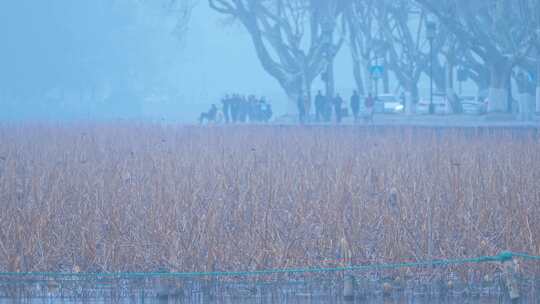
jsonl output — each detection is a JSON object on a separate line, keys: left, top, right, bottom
{"left": 518, "top": 93, "right": 534, "bottom": 121}
{"left": 405, "top": 92, "right": 414, "bottom": 115}
{"left": 325, "top": 60, "right": 335, "bottom": 101}
{"left": 287, "top": 91, "right": 299, "bottom": 116}
{"left": 487, "top": 61, "right": 511, "bottom": 113}
{"left": 537, "top": 56, "right": 540, "bottom": 113}
{"left": 349, "top": 23, "right": 366, "bottom": 97}
{"left": 284, "top": 81, "right": 302, "bottom": 117}
{"left": 488, "top": 87, "right": 507, "bottom": 113}
{"left": 363, "top": 59, "right": 373, "bottom": 95}
{"left": 536, "top": 83, "right": 540, "bottom": 113}
{"left": 303, "top": 75, "right": 312, "bottom": 116}
{"left": 517, "top": 92, "right": 532, "bottom": 121}
{"left": 432, "top": 62, "right": 446, "bottom": 94}
{"left": 445, "top": 61, "right": 457, "bottom": 114}
{"left": 352, "top": 59, "right": 365, "bottom": 95}
{"left": 350, "top": 37, "right": 365, "bottom": 96}
{"left": 536, "top": 86, "right": 540, "bottom": 114}
{"left": 445, "top": 61, "right": 454, "bottom": 92}
{"left": 515, "top": 69, "right": 533, "bottom": 121}
{"left": 405, "top": 81, "right": 418, "bottom": 115}
{"left": 382, "top": 60, "right": 390, "bottom": 94}
{"left": 507, "top": 73, "right": 514, "bottom": 113}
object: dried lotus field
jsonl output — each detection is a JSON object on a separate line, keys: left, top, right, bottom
{"left": 0, "top": 124, "right": 539, "bottom": 284}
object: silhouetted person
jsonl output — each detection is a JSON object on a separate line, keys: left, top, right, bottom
{"left": 400, "top": 92, "right": 406, "bottom": 112}
{"left": 263, "top": 103, "right": 273, "bottom": 122}
{"left": 199, "top": 104, "right": 218, "bottom": 124}
{"left": 314, "top": 90, "right": 325, "bottom": 122}
{"left": 324, "top": 96, "right": 332, "bottom": 122}
{"left": 334, "top": 94, "right": 344, "bottom": 123}
{"left": 222, "top": 95, "right": 231, "bottom": 123}
{"left": 365, "top": 93, "right": 374, "bottom": 123}
{"left": 350, "top": 90, "right": 360, "bottom": 122}
{"left": 239, "top": 95, "right": 248, "bottom": 122}
{"left": 246, "top": 95, "right": 254, "bottom": 122}
{"left": 253, "top": 95, "right": 262, "bottom": 122}
{"left": 230, "top": 94, "right": 239, "bottom": 123}
{"left": 297, "top": 94, "right": 307, "bottom": 124}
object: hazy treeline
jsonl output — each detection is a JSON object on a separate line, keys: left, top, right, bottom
{"left": 209, "top": 0, "right": 540, "bottom": 115}
{"left": 0, "top": 0, "right": 193, "bottom": 120}
{"left": 1, "top": 0, "right": 539, "bottom": 120}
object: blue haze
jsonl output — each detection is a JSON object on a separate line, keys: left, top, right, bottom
{"left": 0, "top": 1, "right": 469, "bottom": 122}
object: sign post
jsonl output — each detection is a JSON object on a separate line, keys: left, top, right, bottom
{"left": 370, "top": 65, "right": 384, "bottom": 98}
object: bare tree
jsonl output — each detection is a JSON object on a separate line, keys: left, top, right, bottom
{"left": 380, "top": 1, "right": 446, "bottom": 113}
{"left": 163, "top": 0, "right": 198, "bottom": 40}
{"left": 142, "top": 0, "right": 197, "bottom": 41}
{"left": 449, "top": 48, "right": 490, "bottom": 96}
{"left": 537, "top": 32, "right": 540, "bottom": 113}
{"left": 417, "top": 0, "right": 539, "bottom": 115}
{"left": 346, "top": 0, "right": 387, "bottom": 96}
{"left": 209, "top": 0, "right": 346, "bottom": 112}
{"left": 533, "top": 5, "right": 540, "bottom": 113}
{"left": 348, "top": 1, "right": 452, "bottom": 114}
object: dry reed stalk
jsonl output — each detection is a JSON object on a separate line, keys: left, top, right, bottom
{"left": 0, "top": 124, "right": 537, "bottom": 281}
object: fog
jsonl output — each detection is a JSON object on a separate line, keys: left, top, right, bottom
{"left": 0, "top": 1, "right": 360, "bottom": 122}
{"left": 0, "top": 0, "right": 537, "bottom": 122}
{"left": 0, "top": 1, "right": 190, "bottom": 121}
{"left": 0, "top": 1, "right": 285, "bottom": 121}
{"left": 1, "top": 2, "right": 539, "bottom": 302}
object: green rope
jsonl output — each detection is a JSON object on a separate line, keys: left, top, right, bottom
{"left": 0, "top": 251, "right": 537, "bottom": 279}
{"left": 511, "top": 252, "right": 540, "bottom": 260}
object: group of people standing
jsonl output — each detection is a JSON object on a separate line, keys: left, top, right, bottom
{"left": 199, "top": 94, "right": 273, "bottom": 124}
{"left": 221, "top": 94, "right": 273, "bottom": 123}
{"left": 297, "top": 90, "right": 375, "bottom": 124}
{"left": 200, "top": 90, "right": 377, "bottom": 124}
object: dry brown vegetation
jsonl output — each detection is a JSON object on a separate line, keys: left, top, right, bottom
{"left": 0, "top": 124, "right": 539, "bottom": 276}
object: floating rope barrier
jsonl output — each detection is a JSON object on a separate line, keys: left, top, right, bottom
{"left": 0, "top": 251, "right": 537, "bottom": 279}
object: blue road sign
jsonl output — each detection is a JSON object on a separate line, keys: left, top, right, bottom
{"left": 370, "top": 65, "right": 384, "bottom": 79}
{"left": 528, "top": 72, "right": 536, "bottom": 83}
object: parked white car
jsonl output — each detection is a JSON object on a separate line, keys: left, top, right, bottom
{"left": 374, "top": 94, "right": 404, "bottom": 114}
{"left": 461, "top": 96, "right": 487, "bottom": 115}
{"left": 417, "top": 95, "right": 451, "bottom": 115}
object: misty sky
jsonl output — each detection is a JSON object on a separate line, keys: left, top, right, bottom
{"left": 0, "top": 1, "right": 469, "bottom": 122}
